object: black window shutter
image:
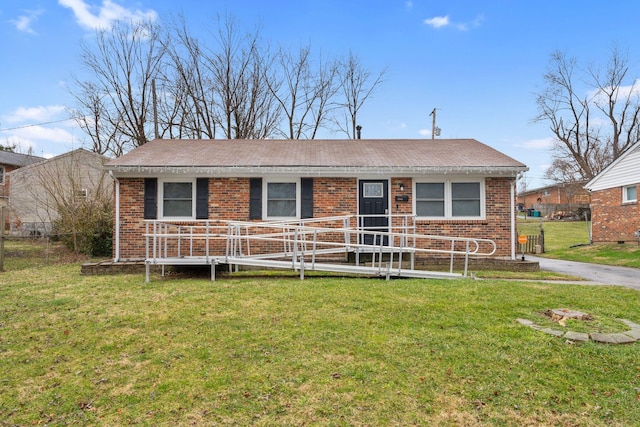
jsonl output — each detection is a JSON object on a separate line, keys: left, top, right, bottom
{"left": 301, "top": 178, "right": 313, "bottom": 219}
{"left": 196, "top": 178, "right": 209, "bottom": 219}
{"left": 143, "top": 178, "right": 157, "bottom": 219}
{"left": 249, "top": 178, "right": 262, "bottom": 219}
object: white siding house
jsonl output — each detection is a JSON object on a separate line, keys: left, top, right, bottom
{"left": 8, "top": 149, "right": 112, "bottom": 235}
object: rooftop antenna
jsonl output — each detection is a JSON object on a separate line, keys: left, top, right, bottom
{"left": 429, "top": 108, "right": 441, "bottom": 139}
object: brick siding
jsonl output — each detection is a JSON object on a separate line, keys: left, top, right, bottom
{"left": 115, "top": 176, "right": 516, "bottom": 259}
{"left": 590, "top": 184, "right": 639, "bottom": 243}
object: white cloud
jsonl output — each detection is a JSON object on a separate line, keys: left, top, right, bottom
{"left": 517, "top": 137, "right": 556, "bottom": 150}
{"left": 424, "top": 14, "right": 484, "bottom": 31}
{"left": 11, "top": 126, "right": 75, "bottom": 144}
{"left": 10, "top": 9, "right": 44, "bottom": 34}
{"left": 0, "top": 125, "right": 77, "bottom": 157}
{"left": 405, "top": 1, "right": 413, "bottom": 10}
{"left": 58, "top": 0, "right": 158, "bottom": 31}
{"left": 2, "top": 105, "right": 67, "bottom": 124}
{"left": 418, "top": 129, "right": 430, "bottom": 136}
{"left": 424, "top": 16, "right": 450, "bottom": 29}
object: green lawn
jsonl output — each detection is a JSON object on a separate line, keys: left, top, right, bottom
{"left": 518, "top": 218, "right": 640, "bottom": 268}
{"left": 1, "top": 264, "right": 640, "bottom": 426}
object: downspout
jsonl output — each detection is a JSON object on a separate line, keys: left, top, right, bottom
{"left": 510, "top": 174, "right": 522, "bottom": 261}
{"left": 109, "top": 171, "right": 120, "bottom": 262}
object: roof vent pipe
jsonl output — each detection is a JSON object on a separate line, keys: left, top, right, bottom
{"left": 356, "top": 125, "right": 362, "bottom": 140}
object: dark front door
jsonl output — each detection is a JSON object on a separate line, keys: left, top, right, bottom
{"left": 359, "top": 180, "right": 389, "bottom": 245}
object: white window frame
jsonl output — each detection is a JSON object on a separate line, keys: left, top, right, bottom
{"left": 414, "top": 178, "right": 485, "bottom": 220}
{"left": 74, "top": 188, "right": 88, "bottom": 202}
{"left": 623, "top": 184, "right": 637, "bottom": 203}
{"left": 158, "top": 178, "right": 196, "bottom": 220}
{"left": 263, "top": 178, "right": 300, "bottom": 220}
{"left": 0, "top": 166, "right": 5, "bottom": 185}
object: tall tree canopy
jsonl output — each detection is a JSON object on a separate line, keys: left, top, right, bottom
{"left": 69, "top": 15, "right": 387, "bottom": 156}
{"left": 534, "top": 47, "right": 640, "bottom": 183}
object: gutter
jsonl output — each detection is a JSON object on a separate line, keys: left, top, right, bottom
{"left": 511, "top": 173, "right": 524, "bottom": 261}
{"left": 107, "top": 165, "right": 529, "bottom": 178}
{"left": 109, "top": 171, "right": 120, "bottom": 262}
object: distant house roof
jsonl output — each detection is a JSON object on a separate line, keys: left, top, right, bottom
{"left": 8, "top": 148, "right": 107, "bottom": 176}
{"left": 585, "top": 141, "right": 640, "bottom": 192}
{"left": 106, "top": 139, "right": 528, "bottom": 177}
{"left": 518, "top": 180, "right": 589, "bottom": 197}
{"left": 0, "top": 150, "right": 45, "bottom": 167}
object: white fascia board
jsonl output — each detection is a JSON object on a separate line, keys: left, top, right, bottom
{"left": 585, "top": 142, "right": 640, "bottom": 191}
{"left": 107, "top": 165, "right": 528, "bottom": 179}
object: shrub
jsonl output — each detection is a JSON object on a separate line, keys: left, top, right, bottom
{"left": 52, "top": 198, "right": 113, "bottom": 257}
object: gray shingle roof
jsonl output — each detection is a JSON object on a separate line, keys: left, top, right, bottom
{"left": 0, "top": 150, "right": 45, "bottom": 167}
{"left": 106, "top": 139, "right": 527, "bottom": 177}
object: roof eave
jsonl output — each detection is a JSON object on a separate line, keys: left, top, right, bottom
{"left": 107, "top": 165, "right": 528, "bottom": 178}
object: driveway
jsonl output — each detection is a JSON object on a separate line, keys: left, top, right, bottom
{"left": 527, "top": 255, "right": 640, "bottom": 291}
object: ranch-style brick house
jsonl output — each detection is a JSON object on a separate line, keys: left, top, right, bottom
{"left": 105, "top": 138, "right": 528, "bottom": 266}
{"left": 585, "top": 141, "right": 640, "bottom": 243}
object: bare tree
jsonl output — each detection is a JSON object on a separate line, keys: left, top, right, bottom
{"left": 205, "top": 14, "right": 281, "bottom": 139}
{"left": 69, "top": 83, "right": 123, "bottom": 156}
{"left": 69, "top": 14, "right": 387, "bottom": 149}
{"left": 162, "top": 15, "right": 218, "bottom": 139}
{"left": 70, "top": 20, "right": 167, "bottom": 155}
{"left": 335, "top": 52, "right": 387, "bottom": 139}
{"left": 534, "top": 48, "right": 640, "bottom": 181}
{"left": 271, "top": 45, "right": 340, "bottom": 139}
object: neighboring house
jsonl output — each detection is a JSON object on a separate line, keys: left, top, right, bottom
{"left": 517, "top": 182, "right": 590, "bottom": 218}
{"left": 8, "top": 148, "right": 112, "bottom": 235}
{"left": 105, "top": 138, "right": 528, "bottom": 261}
{"left": 585, "top": 142, "right": 640, "bottom": 243}
{"left": 0, "top": 150, "right": 45, "bottom": 211}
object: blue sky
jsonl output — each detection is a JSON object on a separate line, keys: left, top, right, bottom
{"left": 2, "top": 0, "right": 640, "bottom": 189}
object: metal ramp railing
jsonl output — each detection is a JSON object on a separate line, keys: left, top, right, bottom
{"left": 143, "top": 215, "right": 496, "bottom": 282}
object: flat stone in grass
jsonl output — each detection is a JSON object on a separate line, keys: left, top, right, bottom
{"left": 609, "top": 333, "right": 637, "bottom": 344}
{"left": 540, "top": 328, "right": 564, "bottom": 337}
{"left": 620, "top": 319, "right": 640, "bottom": 330}
{"left": 564, "top": 331, "right": 589, "bottom": 342}
{"left": 590, "top": 333, "right": 618, "bottom": 344}
{"left": 623, "top": 329, "right": 640, "bottom": 340}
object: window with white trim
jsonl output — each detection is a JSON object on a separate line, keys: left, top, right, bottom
{"left": 623, "top": 184, "right": 637, "bottom": 203}
{"left": 415, "top": 182, "right": 444, "bottom": 216}
{"left": 160, "top": 180, "right": 195, "bottom": 218}
{"left": 415, "top": 180, "right": 484, "bottom": 219}
{"left": 452, "top": 182, "right": 481, "bottom": 216}
{"left": 0, "top": 166, "right": 5, "bottom": 185}
{"left": 266, "top": 181, "right": 297, "bottom": 218}
{"left": 74, "top": 188, "right": 88, "bottom": 202}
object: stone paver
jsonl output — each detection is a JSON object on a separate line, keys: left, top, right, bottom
{"left": 609, "top": 333, "right": 637, "bottom": 344}
{"left": 623, "top": 329, "right": 640, "bottom": 340}
{"left": 563, "top": 331, "right": 589, "bottom": 342}
{"left": 589, "top": 333, "right": 618, "bottom": 344}
{"left": 621, "top": 319, "right": 640, "bottom": 330}
{"left": 517, "top": 317, "right": 640, "bottom": 345}
{"left": 540, "top": 328, "right": 564, "bottom": 337}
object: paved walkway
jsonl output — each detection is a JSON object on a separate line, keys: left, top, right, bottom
{"left": 526, "top": 255, "right": 640, "bottom": 291}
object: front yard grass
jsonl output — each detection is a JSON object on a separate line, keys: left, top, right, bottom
{"left": 1, "top": 264, "right": 640, "bottom": 426}
{"left": 518, "top": 218, "right": 640, "bottom": 268}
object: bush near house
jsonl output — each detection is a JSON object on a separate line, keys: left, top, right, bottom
{"left": 51, "top": 198, "right": 113, "bottom": 257}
